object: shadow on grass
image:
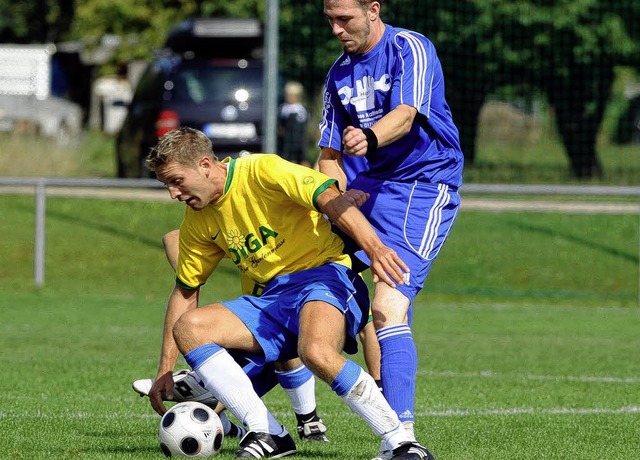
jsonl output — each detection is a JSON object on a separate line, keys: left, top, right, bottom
{"left": 506, "top": 218, "right": 638, "bottom": 264}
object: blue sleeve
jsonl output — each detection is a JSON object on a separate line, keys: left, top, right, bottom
{"left": 392, "top": 31, "right": 436, "bottom": 119}
{"left": 318, "top": 74, "right": 349, "bottom": 150}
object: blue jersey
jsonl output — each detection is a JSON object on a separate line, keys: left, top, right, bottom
{"left": 342, "top": 155, "right": 368, "bottom": 185}
{"left": 319, "top": 25, "right": 464, "bottom": 188}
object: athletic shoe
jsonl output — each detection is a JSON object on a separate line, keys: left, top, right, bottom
{"left": 235, "top": 429, "right": 297, "bottom": 458}
{"left": 390, "top": 442, "right": 434, "bottom": 460}
{"left": 132, "top": 369, "right": 219, "bottom": 407}
{"left": 296, "top": 418, "right": 329, "bottom": 442}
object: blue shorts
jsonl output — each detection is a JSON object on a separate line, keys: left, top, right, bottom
{"left": 221, "top": 263, "right": 370, "bottom": 366}
{"left": 347, "top": 176, "right": 461, "bottom": 303}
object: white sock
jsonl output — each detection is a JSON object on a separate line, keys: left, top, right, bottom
{"left": 403, "top": 421, "right": 416, "bottom": 442}
{"left": 194, "top": 350, "right": 281, "bottom": 434}
{"left": 340, "top": 368, "right": 412, "bottom": 449}
{"left": 277, "top": 369, "right": 316, "bottom": 415}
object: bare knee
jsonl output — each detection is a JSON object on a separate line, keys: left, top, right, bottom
{"left": 298, "top": 342, "right": 338, "bottom": 382}
{"left": 173, "top": 309, "right": 209, "bottom": 353}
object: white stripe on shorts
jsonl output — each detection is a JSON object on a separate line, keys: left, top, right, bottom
{"left": 418, "top": 183, "right": 450, "bottom": 259}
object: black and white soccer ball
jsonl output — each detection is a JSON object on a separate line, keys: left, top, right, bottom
{"left": 158, "top": 401, "right": 224, "bottom": 457}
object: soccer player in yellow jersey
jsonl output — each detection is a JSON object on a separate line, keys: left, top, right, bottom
{"left": 145, "top": 127, "right": 424, "bottom": 459}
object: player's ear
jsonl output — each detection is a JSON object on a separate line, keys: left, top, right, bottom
{"left": 198, "top": 155, "right": 212, "bottom": 175}
{"left": 368, "top": 2, "right": 380, "bottom": 21}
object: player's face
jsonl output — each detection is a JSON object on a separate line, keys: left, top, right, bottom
{"left": 324, "top": 0, "right": 373, "bottom": 55}
{"left": 157, "top": 159, "right": 215, "bottom": 211}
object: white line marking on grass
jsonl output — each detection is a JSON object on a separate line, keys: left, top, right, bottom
{"left": 424, "top": 369, "right": 640, "bottom": 384}
{"left": 418, "top": 406, "right": 640, "bottom": 417}
{"left": 3, "top": 407, "right": 639, "bottom": 420}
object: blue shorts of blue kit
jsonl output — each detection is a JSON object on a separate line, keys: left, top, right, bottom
{"left": 221, "top": 262, "right": 370, "bottom": 366}
{"left": 348, "top": 175, "right": 461, "bottom": 303}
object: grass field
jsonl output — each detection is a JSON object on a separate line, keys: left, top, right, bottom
{"left": 1, "top": 194, "right": 639, "bottom": 459}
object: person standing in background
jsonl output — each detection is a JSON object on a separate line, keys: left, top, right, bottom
{"left": 278, "top": 81, "right": 310, "bottom": 167}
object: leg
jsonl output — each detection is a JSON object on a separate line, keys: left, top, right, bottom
{"left": 275, "top": 358, "right": 329, "bottom": 442}
{"left": 173, "top": 304, "right": 283, "bottom": 436}
{"left": 297, "top": 300, "right": 414, "bottom": 452}
{"left": 372, "top": 283, "right": 416, "bottom": 440}
{"left": 360, "top": 320, "right": 382, "bottom": 387}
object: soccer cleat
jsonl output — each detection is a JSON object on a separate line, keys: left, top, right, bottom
{"left": 297, "top": 418, "right": 329, "bottom": 442}
{"left": 132, "top": 369, "right": 219, "bottom": 407}
{"left": 235, "top": 430, "right": 297, "bottom": 458}
{"left": 390, "top": 442, "right": 434, "bottom": 460}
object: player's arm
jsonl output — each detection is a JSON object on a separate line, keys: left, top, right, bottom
{"left": 150, "top": 284, "right": 199, "bottom": 415}
{"left": 342, "top": 104, "right": 417, "bottom": 157}
{"left": 317, "top": 146, "right": 348, "bottom": 192}
{"left": 162, "top": 229, "right": 180, "bottom": 271}
{"left": 316, "top": 185, "right": 409, "bottom": 288}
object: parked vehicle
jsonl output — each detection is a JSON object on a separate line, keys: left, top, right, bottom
{"left": 115, "top": 18, "right": 268, "bottom": 178}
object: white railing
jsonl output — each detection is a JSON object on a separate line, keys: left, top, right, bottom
{"left": 1, "top": 177, "right": 640, "bottom": 301}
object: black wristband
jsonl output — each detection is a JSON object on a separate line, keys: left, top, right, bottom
{"left": 362, "top": 128, "right": 378, "bottom": 152}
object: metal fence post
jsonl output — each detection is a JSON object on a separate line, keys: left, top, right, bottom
{"left": 34, "top": 178, "right": 46, "bottom": 287}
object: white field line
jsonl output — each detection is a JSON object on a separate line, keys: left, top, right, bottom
{"left": 417, "top": 406, "right": 640, "bottom": 417}
{"left": 2, "top": 369, "right": 638, "bottom": 420}
{"left": 423, "top": 369, "right": 640, "bottom": 384}
{"left": 2, "top": 406, "right": 639, "bottom": 420}
{"left": 461, "top": 198, "right": 640, "bottom": 214}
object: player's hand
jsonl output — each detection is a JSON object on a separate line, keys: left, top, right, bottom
{"left": 149, "top": 370, "right": 174, "bottom": 415}
{"left": 342, "top": 188, "right": 369, "bottom": 207}
{"left": 342, "top": 126, "right": 368, "bottom": 157}
{"left": 368, "top": 245, "right": 410, "bottom": 289}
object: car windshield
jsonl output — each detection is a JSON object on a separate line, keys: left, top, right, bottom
{"left": 169, "top": 63, "right": 263, "bottom": 106}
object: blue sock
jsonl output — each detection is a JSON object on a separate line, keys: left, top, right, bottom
{"left": 275, "top": 364, "right": 313, "bottom": 390}
{"left": 377, "top": 325, "right": 417, "bottom": 423}
{"left": 184, "top": 343, "right": 223, "bottom": 370}
{"left": 329, "top": 359, "right": 362, "bottom": 397}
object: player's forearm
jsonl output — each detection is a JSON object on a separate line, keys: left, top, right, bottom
{"left": 317, "top": 147, "right": 348, "bottom": 191}
{"left": 156, "top": 286, "right": 197, "bottom": 378}
{"left": 318, "top": 188, "right": 409, "bottom": 287}
{"left": 319, "top": 189, "right": 386, "bottom": 257}
{"left": 368, "top": 104, "right": 416, "bottom": 147}
{"left": 341, "top": 105, "right": 417, "bottom": 157}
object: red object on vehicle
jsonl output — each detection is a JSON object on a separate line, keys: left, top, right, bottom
{"left": 156, "top": 110, "right": 180, "bottom": 138}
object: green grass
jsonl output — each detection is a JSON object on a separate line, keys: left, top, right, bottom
{"left": 1, "top": 195, "right": 639, "bottom": 459}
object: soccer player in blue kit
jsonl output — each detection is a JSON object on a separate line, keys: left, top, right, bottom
{"left": 318, "top": 1, "right": 464, "bottom": 459}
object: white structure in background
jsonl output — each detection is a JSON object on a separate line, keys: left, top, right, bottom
{"left": 92, "top": 70, "right": 133, "bottom": 135}
{"left": 0, "top": 44, "right": 82, "bottom": 144}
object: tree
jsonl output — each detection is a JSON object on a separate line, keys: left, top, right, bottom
{"left": 282, "top": 0, "right": 638, "bottom": 179}
{"left": 415, "top": 0, "right": 637, "bottom": 179}
{"left": 0, "top": 0, "right": 75, "bottom": 43}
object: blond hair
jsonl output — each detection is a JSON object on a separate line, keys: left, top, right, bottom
{"left": 146, "top": 127, "right": 217, "bottom": 172}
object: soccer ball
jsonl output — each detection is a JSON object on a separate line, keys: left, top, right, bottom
{"left": 158, "top": 401, "right": 224, "bottom": 457}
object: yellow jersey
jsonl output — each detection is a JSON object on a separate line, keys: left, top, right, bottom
{"left": 176, "top": 154, "right": 351, "bottom": 290}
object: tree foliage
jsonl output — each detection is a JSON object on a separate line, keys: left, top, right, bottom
{"left": 1, "top": 0, "right": 638, "bottom": 178}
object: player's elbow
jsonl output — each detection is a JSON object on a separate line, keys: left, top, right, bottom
{"left": 397, "top": 105, "right": 417, "bottom": 135}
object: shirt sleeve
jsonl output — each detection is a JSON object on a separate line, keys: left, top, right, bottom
{"left": 318, "top": 76, "right": 350, "bottom": 151}
{"left": 256, "top": 155, "right": 338, "bottom": 212}
{"left": 175, "top": 212, "right": 226, "bottom": 290}
{"left": 392, "top": 31, "right": 435, "bottom": 118}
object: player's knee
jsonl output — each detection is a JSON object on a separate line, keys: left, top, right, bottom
{"left": 172, "top": 310, "right": 207, "bottom": 350}
{"left": 298, "top": 342, "right": 335, "bottom": 373}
